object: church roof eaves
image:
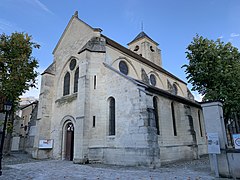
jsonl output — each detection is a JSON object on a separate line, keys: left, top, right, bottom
{"left": 103, "top": 62, "right": 200, "bottom": 108}
{"left": 41, "top": 62, "right": 55, "bottom": 76}
{"left": 145, "top": 84, "right": 201, "bottom": 108}
{"left": 101, "top": 34, "right": 187, "bottom": 85}
{"left": 127, "top": 31, "right": 159, "bottom": 46}
{"left": 78, "top": 37, "right": 106, "bottom": 54}
{"left": 20, "top": 100, "right": 38, "bottom": 110}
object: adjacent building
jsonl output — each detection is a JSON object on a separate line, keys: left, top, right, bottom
{"left": 11, "top": 100, "right": 38, "bottom": 153}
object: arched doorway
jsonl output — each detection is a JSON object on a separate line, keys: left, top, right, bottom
{"left": 65, "top": 122, "right": 74, "bottom": 161}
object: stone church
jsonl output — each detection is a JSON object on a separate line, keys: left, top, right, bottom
{"left": 32, "top": 12, "right": 207, "bottom": 166}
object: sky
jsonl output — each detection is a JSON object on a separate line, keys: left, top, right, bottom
{"left": 1, "top": 0, "right": 240, "bottom": 101}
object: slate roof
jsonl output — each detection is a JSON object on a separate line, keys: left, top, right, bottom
{"left": 42, "top": 62, "right": 55, "bottom": 75}
{"left": 78, "top": 37, "right": 106, "bottom": 54}
{"left": 101, "top": 34, "right": 187, "bottom": 85}
{"left": 103, "top": 62, "right": 200, "bottom": 108}
{"left": 128, "top": 31, "right": 159, "bottom": 45}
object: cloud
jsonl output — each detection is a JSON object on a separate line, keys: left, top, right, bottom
{"left": 192, "top": 91, "right": 203, "bottom": 102}
{"left": 218, "top": 35, "right": 223, "bottom": 39}
{"left": 230, "top": 33, "right": 239, "bottom": 38}
{"left": 0, "top": 18, "right": 22, "bottom": 33}
{"left": 24, "top": 0, "right": 54, "bottom": 15}
{"left": 0, "top": 19, "right": 12, "bottom": 31}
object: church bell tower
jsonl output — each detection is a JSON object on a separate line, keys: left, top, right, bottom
{"left": 128, "top": 31, "right": 162, "bottom": 67}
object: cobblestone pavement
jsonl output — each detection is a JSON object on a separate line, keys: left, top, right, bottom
{"left": 0, "top": 153, "right": 227, "bottom": 180}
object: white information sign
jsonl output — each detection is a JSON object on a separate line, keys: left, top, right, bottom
{"left": 232, "top": 134, "right": 240, "bottom": 149}
{"left": 39, "top": 139, "right": 53, "bottom": 149}
{"left": 207, "top": 133, "right": 220, "bottom": 154}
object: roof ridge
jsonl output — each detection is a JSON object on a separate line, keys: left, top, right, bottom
{"left": 128, "top": 31, "right": 159, "bottom": 45}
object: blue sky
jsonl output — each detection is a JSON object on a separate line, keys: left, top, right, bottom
{"left": 1, "top": 0, "right": 240, "bottom": 100}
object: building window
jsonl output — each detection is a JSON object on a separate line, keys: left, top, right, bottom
{"left": 153, "top": 96, "right": 160, "bottom": 135}
{"left": 141, "top": 68, "right": 149, "bottom": 84}
{"left": 119, "top": 61, "right": 128, "bottom": 75}
{"left": 74, "top": 67, "right": 79, "bottom": 93}
{"left": 198, "top": 110, "right": 203, "bottom": 137}
{"left": 109, "top": 97, "right": 115, "bottom": 135}
{"left": 134, "top": 45, "right": 139, "bottom": 51}
{"left": 69, "top": 58, "right": 77, "bottom": 70}
{"left": 150, "top": 74, "right": 156, "bottom": 86}
{"left": 63, "top": 72, "right": 70, "bottom": 96}
{"left": 93, "top": 116, "right": 96, "bottom": 128}
{"left": 173, "top": 83, "right": 178, "bottom": 95}
{"left": 150, "top": 46, "right": 155, "bottom": 52}
{"left": 94, "top": 75, "right": 96, "bottom": 89}
{"left": 171, "top": 102, "right": 177, "bottom": 136}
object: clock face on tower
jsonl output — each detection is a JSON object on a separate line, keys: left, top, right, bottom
{"left": 119, "top": 61, "right": 128, "bottom": 75}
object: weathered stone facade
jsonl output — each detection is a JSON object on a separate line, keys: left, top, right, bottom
{"left": 33, "top": 12, "right": 207, "bottom": 166}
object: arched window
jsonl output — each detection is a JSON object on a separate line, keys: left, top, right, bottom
{"left": 150, "top": 46, "right": 155, "bottom": 52}
{"left": 153, "top": 96, "right": 160, "bottom": 135}
{"left": 150, "top": 74, "right": 156, "bottom": 86}
{"left": 134, "top": 45, "right": 139, "bottom": 51}
{"left": 74, "top": 67, "right": 79, "bottom": 93}
{"left": 109, "top": 97, "right": 115, "bottom": 135}
{"left": 172, "top": 83, "right": 178, "bottom": 95}
{"left": 171, "top": 102, "right": 177, "bottom": 136}
{"left": 63, "top": 72, "right": 70, "bottom": 96}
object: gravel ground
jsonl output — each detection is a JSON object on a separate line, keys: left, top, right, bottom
{"left": 2, "top": 152, "right": 44, "bottom": 165}
{"left": 0, "top": 152, "right": 228, "bottom": 180}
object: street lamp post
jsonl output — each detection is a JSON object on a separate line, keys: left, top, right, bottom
{"left": 0, "top": 101, "right": 12, "bottom": 176}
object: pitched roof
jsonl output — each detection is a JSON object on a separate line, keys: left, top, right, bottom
{"left": 20, "top": 100, "right": 38, "bottom": 110}
{"left": 128, "top": 31, "right": 159, "bottom": 45}
{"left": 78, "top": 37, "right": 106, "bottom": 54}
{"left": 101, "top": 34, "right": 187, "bottom": 85}
{"left": 103, "top": 62, "right": 200, "bottom": 108}
{"left": 42, "top": 62, "right": 55, "bottom": 75}
{"left": 52, "top": 13, "right": 96, "bottom": 54}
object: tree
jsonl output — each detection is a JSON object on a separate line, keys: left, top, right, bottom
{"left": 0, "top": 32, "right": 39, "bottom": 153}
{"left": 182, "top": 34, "right": 240, "bottom": 119}
{"left": 0, "top": 32, "right": 39, "bottom": 102}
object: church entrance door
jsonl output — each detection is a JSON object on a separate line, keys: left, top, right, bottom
{"left": 65, "top": 122, "right": 74, "bottom": 161}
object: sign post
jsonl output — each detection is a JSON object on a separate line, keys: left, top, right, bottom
{"left": 207, "top": 133, "right": 220, "bottom": 178}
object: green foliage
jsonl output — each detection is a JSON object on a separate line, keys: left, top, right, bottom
{"left": 0, "top": 32, "right": 40, "bottom": 103}
{"left": 7, "top": 121, "right": 13, "bottom": 133}
{"left": 182, "top": 34, "right": 240, "bottom": 118}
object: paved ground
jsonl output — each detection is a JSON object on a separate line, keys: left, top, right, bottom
{"left": 0, "top": 153, "right": 227, "bottom": 180}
